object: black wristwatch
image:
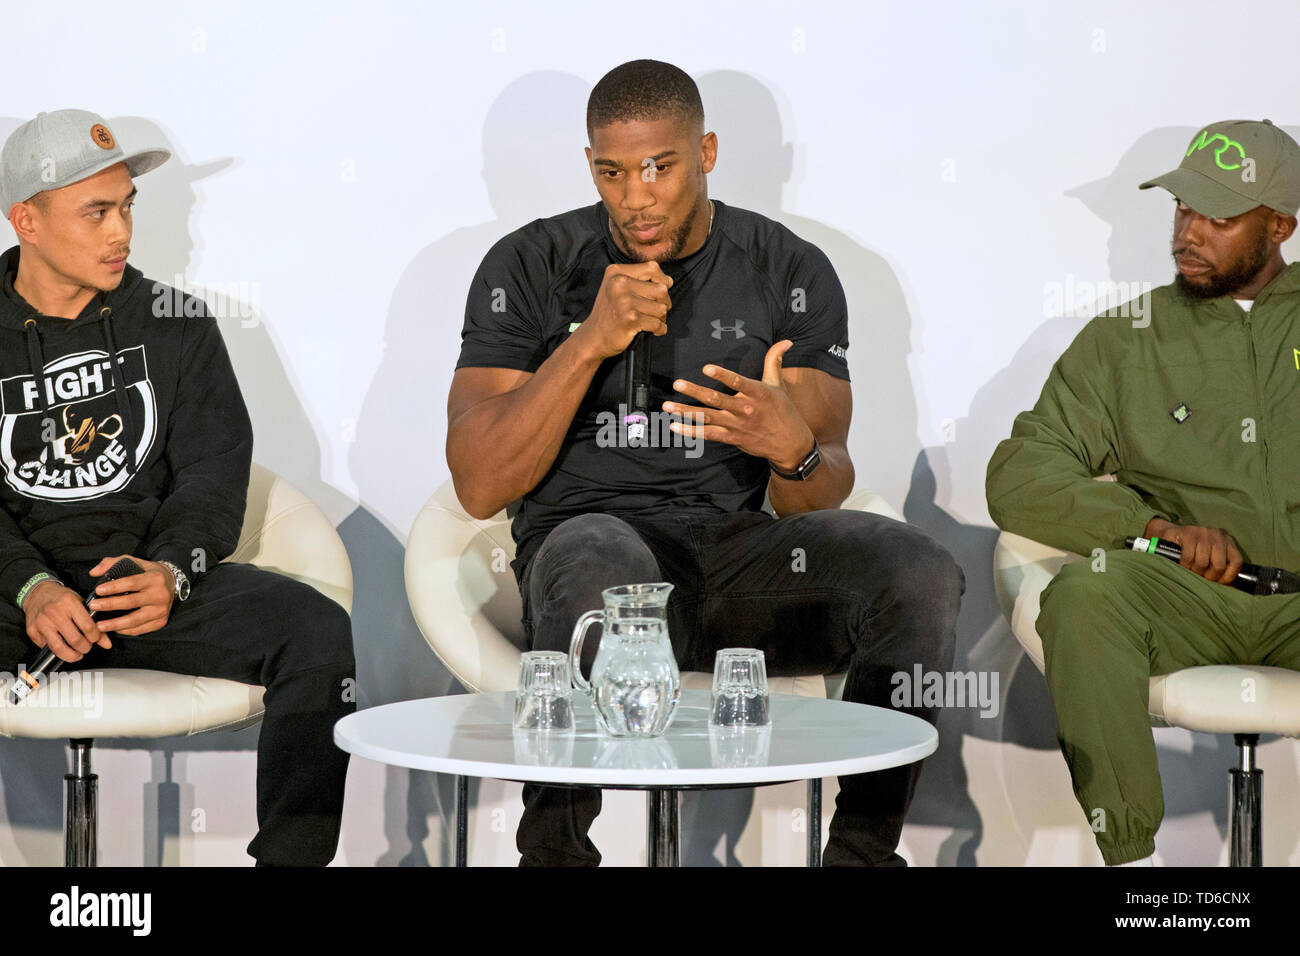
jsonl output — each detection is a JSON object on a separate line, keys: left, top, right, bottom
{"left": 769, "top": 439, "right": 821, "bottom": 481}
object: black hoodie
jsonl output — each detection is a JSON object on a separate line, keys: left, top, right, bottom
{"left": 0, "top": 245, "right": 252, "bottom": 601}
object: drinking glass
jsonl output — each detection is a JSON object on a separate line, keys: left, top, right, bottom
{"left": 513, "top": 651, "right": 574, "bottom": 731}
{"left": 709, "top": 648, "right": 770, "bottom": 727}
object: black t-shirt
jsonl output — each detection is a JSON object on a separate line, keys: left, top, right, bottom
{"left": 455, "top": 199, "right": 850, "bottom": 572}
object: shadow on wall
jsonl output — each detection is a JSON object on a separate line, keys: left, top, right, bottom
{"left": 906, "top": 125, "right": 1300, "bottom": 865}
{"left": 125, "top": 113, "right": 475, "bottom": 868}
{"left": 682, "top": 70, "right": 927, "bottom": 864}
{"left": 699, "top": 70, "right": 921, "bottom": 512}
{"left": 0, "top": 114, "right": 349, "bottom": 865}
{"left": 350, "top": 71, "right": 595, "bottom": 539}
{"left": 114, "top": 116, "right": 352, "bottom": 521}
{"left": 343, "top": 71, "right": 594, "bottom": 867}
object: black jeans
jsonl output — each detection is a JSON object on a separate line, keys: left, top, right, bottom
{"left": 516, "top": 508, "right": 963, "bottom": 866}
{"left": 0, "top": 561, "right": 355, "bottom": 866}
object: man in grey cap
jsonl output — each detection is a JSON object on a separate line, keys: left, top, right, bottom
{"left": 1, "top": 111, "right": 169, "bottom": 316}
{"left": 987, "top": 119, "right": 1300, "bottom": 866}
{"left": 0, "top": 110, "right": 355, "bottom": 865}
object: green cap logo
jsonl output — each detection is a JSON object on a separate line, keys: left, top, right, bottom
{"left": 1185, "top": 130, "right": 1249, "bottom": 171}
{"left": 1139, "top": 119, "right": 1300, "bottom": 219}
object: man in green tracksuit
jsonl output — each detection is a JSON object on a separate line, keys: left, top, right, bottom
{"left": 986, "top": 119, "right": 1300, "bottom": 866}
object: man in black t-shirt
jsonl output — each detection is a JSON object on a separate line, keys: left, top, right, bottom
{"left": 448, "top": 59, "right": 962, "bottom": 866}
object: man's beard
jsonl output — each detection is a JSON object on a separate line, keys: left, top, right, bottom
{"left": 614, "top": 201, "right": 699, "bottom": 264}
{"left": 1173, "top": 232, "right": 1271, "bottom": 299}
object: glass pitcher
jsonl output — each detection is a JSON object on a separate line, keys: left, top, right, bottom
{"left": 569, "top": 582, "right": 681, "bottom": 737}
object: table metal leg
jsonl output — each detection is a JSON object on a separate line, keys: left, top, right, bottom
{"left": 646, "top": 789, "right": 680, "bottom": 866}
{"left": 65, "top": 738, "right": 96, "bottom": 868}
{"left": 807, "top": 778, "right": 822, "bottom": 867}
{"left": 1229, "top": 734, "right": 1262, "bottom": 868}
{"left": 454, "top": 774, "right": 468, "bottom": 868}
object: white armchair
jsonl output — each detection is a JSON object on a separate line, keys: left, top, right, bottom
{"left": 992, "top": 530, "right": 1300, "bottom": 865}
{"left": 0, "top": 463, "right": 354, "bottom": 865}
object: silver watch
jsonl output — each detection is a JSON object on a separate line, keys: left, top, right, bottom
{"left": 159, "top": 560, "right": 191, "bottom": 602}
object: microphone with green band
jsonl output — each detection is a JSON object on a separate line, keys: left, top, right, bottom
{"left": 1125, "top": 536, "right": 1300, "bottom": 595}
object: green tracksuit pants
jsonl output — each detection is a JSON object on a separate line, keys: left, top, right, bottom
{"left": 1037, "top": 549, "right": 1300, "bottom": 865}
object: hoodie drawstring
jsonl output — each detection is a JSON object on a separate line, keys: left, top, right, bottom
{"left": 22, "top": 319, "right": 56, "bottom": 471}
{"left": 21, "top": 309, "right": 137, "bottom": 477}
{"left": 99, "top": 307, "right": 138, "bottom": 475}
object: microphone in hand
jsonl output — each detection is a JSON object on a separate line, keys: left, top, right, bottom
{"left": 8, "top": 557, "right": 144, "bottom": 705}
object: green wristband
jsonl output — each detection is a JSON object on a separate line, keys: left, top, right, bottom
{"left": 15, "top": 572, "right": 55, "bottom": 609}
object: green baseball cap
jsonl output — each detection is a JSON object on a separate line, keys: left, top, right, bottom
{"left": 1139, "top": 119, "right": 1300, "bottom": 218}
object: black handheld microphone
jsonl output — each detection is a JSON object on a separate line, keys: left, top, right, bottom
{"left": 623, "top": 331, "right": 652, "bottom": 445}
{"left": 8, "top": 558, "right": 144, "bottom": 705}
{"left": 1125, "top": 536, "right": 1300, "bottom": 596}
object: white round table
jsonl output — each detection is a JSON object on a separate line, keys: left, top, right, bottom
{"left": 334, "top": 689, "right": 937, "bottom": 866}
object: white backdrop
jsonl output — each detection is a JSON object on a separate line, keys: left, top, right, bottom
{"left": 1, "top": 0, "right": 1298, "bottom": 866}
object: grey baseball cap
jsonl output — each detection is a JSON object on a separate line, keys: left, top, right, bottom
{"left": 1139, "top": 119, "right": 1300, "bottom": 218}
{"left": 0, "top": 109, "right": 170, "bottom": 216}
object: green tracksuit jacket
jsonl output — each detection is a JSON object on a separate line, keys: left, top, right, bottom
{"left": 987, "top": 262, "right": 1300, "bottom": 568}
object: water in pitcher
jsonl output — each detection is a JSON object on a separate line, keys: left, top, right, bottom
{"left": 591, "top": 617, "right": 679, "bottom": 736}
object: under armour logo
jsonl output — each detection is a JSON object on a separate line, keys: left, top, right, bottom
{"left": 711, "top": 319, "right": 745, "bottom": 340}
